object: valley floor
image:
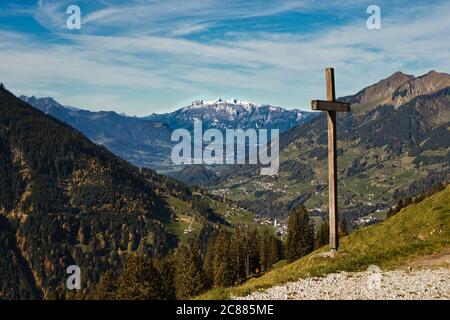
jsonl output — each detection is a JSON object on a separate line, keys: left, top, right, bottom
{"left": 235, "top": 266, "right": 450, "bottom": 300}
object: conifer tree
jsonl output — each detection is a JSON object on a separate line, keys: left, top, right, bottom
{"left": 315, "top": 220, "right": 329, "bottom": 249}
{"left": 230, "top": 225, "right": 248, "bottom": 282}
{"left": 338, "top": 215, "right": 349, "bottom": 238}
{"left": 154, "top": 254, "right": 176, "bottom": 300}
{"left": 203, "top": 236, "right": 216, "bottom": 288}
{"left": 298, "top": 204, "right": 314, "bottom": 256}
{"left": 212, "top": 229, "right": 235, "bottom": 287}
{"left": 198, "top": 223, "right": 216, "bottom": 254}
{"left": 286, "top": 205, "right": 301, "bottom": 262}
{"left": 259, "top": 229, "right": 282, "bottom": 272}
{"left": 286, "top": 204, "right": 314, "bottom": 262}
{"left": 115, "top": 254, "right": 161, "bottom": 300}
{"left": 174, "top": 245, "right": 205, "bottom": 299}
{"left": 91, "top": 271, "right": 118, "bottom": 300}
{"left": 247, "top": 229, "right": 261, "bottom": 274}
{"left": 259, "top": 229, "right": 270, "bottom": 272}
{"left": 268, "top": 233, "right": 282, "bottom": 267}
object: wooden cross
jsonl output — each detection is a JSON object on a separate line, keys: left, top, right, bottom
{"left": 311, "top": 68, "right": 350, "bottom": 252}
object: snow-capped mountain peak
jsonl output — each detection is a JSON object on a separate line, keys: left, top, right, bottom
{"left": 147, "top": 99, "right": 315, "bottom": 132}
{"left": 185, "top": 98, "right": 262, "bottom": 111}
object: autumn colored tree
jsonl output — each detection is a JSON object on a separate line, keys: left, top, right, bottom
{"left": 91, "top": 271, "right": 118, "bottom": 300}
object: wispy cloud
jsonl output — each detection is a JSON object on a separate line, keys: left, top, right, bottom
{"left": 29, "top": 0, "right": 312, "bottom": 35}
{"left": 0, "top": 1, "right": 449, "bottom": 115}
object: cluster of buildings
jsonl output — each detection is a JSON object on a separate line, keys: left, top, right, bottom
{"left": 253, "top": 215, "right": 287, "bottom": 237}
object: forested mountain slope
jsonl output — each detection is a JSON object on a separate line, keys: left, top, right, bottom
{"left": 0, "top": 86, "right": 225, "bottom": 299}
{"left": 20, "top": 95, "right": 174, "bottom": 169}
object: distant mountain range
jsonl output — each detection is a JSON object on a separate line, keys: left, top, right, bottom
{"left": 145, "top": 98, "right": 315, "bottom": 132}
{"left": 19, "top": 95, "right": 175, "bottom": 169}
{"left": 20, "top": 96, "right": 315, "bottom": 170}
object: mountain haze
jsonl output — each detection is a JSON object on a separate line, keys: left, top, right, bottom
{"left": 20, "top": 95, "right": 174, "bottom": 169}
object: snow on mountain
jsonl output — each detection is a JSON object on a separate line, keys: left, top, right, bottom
{"left": 19, "top": 95, "right": 316, "bottom": 168}
{"left": 146, "top": 98, "right": 315, "bottom": 132}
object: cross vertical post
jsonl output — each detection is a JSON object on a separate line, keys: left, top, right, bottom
{"left": 326, "top": 68, "right": 338, "bottom": 251}
{"left": 311, "top": 68, "right": 351, "bottom": 252}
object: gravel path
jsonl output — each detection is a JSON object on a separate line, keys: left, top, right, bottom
{"left": 235, "top": 268, "right": 450, "bottom": 300}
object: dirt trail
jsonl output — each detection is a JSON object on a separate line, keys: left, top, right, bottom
{"left": 409, "top": 249, "right": 450, "bottom": 268}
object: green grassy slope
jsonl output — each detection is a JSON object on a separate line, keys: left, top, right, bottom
{"left": 164, "top": 195, "right": 273, "bottom": 244}
{"left": 198, "top": 185, "right": 450, "bottom": 299}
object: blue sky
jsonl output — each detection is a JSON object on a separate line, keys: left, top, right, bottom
{"left": 1, "top": 0, "right": 450, "bottom": 115}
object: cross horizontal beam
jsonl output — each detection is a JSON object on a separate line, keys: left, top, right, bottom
{"left": 311, "top": 100, "right": 350, "bottom": 112}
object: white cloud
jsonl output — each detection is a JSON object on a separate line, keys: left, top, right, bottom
{"left": 0, "top": 1, "right": 449, "bottom": 115}
{"left": 33, "top": 0, "right": 392, "bottom": 35}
